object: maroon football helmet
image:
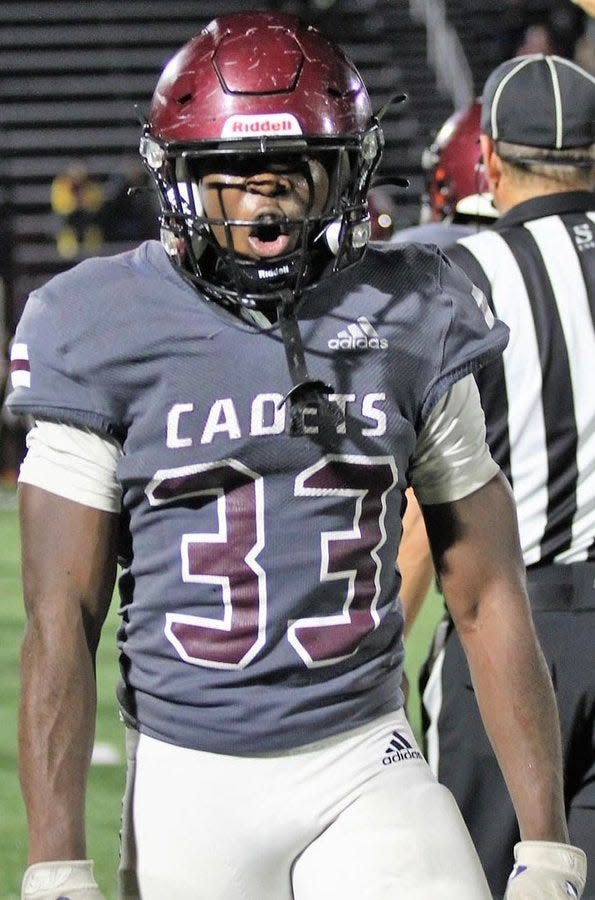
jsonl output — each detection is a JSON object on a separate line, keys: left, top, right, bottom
{"left": 420, "top": 100, "right": 496, "bottom": 224}
{"left": 140, "top": 11, "right": 384, "bottom": 310}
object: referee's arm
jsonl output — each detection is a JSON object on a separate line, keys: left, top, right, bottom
{"left": 421, "top": 471, "right": 569, "bottom": 845}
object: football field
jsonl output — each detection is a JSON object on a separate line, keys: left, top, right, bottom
{"left": 0, "top": 491, "right": 443, "bottom": 899}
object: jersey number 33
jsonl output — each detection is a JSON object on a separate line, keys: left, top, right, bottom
{"left": 146, "top": 454, "right": 398, "bottom": 670}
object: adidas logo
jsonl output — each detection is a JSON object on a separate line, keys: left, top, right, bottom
{"left": 328, "top": 317, "right": 388, "bottom": 350}
{"left": 382, "top": 730, "right": 423, "bottom": 766}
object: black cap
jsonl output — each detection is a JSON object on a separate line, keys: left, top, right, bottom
{"left": 481, "top": 54, "right": 595, "bottom": 150}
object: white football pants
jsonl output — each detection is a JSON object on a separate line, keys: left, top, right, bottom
{"left": 118, "top": 709, "right": 490, "bottom": 899}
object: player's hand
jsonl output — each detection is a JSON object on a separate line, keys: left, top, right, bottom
{"left": 504, "top": 841, "right": 587, "bottom": 898}
{"left": 21, "top": 860, "right": 105, "bottom": 899}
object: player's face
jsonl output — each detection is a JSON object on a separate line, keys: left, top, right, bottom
{"left": 199, "top": 156, "right": 330, "bottom": 259}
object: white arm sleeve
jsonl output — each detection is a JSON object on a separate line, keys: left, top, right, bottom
{"left": 410, "top": 374, "right": 500, "bottom": 505}
{"left": 18, "top": 420, "right": 122, "bottom": 513}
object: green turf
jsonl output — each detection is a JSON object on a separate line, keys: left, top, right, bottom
{"left": 0, "top": 493, "right": 443, "bottom": 898}
{"left": 403, "top": 584, "right": 444, "bottom": 739}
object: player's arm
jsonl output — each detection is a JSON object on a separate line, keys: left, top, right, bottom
{"left": 421, "top": 473, "right": 568, "bottom": 843}
{"left": 399, "top": 374, "right": 492, "bottom": 636}
{"left": 422, "top": 476, "right": 587, "bottom": 896}
{"left": 16, "top": 422, "right": 123, "bottom": 898}
{"left": 19, "top": 484, "right": 119, "bottom": 862}
{"left": 397, "top": 487, "right": 434, "bottom": 637}
{"left": 409, "top": 377, "right": 587, "bottom": 896}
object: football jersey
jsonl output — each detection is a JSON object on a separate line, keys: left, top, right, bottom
{"left": 8, "top": 240, "right": 507, "bottom": 752}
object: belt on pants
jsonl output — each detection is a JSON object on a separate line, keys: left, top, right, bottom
{"left": 525, "top": 561, "right": 595, "bottom": 612}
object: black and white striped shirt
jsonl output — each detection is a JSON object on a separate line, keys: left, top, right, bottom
{"left": 447, "top": 191, "right": 595, "bottom": 566}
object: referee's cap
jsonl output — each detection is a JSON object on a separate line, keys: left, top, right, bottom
{"left": 481, "top": 54, "right": 595, "bottom": 150}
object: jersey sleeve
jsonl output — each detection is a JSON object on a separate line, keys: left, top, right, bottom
{"left": 419, "top": 248, "right": 509, "bottom": 425}
{"left": 6, "top": 263, "right": 129, "bottom": 437}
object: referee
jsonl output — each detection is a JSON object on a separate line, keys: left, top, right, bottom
{"left": 415, "top": 55, "right": 595, "bottom": 899}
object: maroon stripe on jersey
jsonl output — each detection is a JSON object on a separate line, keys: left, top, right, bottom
{"left": 11, "top": 359, "right": 30, "bottom": 373}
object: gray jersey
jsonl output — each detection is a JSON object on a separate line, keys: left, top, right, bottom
{"left": 390, "top": 222, "right": 479, "bottom": 249}
{"left": 8, "top": 240, "right": 507, "bottom": 752}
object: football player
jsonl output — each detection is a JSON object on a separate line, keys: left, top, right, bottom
{"left": 391, "top": 99, "right": 498, "bottom": 248}
{"left": 10, "top": 12, "right": 586, "bottom": 899}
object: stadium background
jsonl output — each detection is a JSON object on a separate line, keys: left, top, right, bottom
{"left": 0, "top": 1, "right": 592, "bottom": 897}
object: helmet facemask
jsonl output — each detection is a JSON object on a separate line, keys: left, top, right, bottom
{"left": 140, "top": 127, "right": 383, "bottom": 316}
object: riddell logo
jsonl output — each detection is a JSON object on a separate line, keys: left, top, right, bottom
{"left": 221, "top": 113, "right": 303, "bottom": 137}
{"left": 257, "top": 264, "right": 291, "bottom": 279}
{"left": 382, "top": 730, "right": 423, "bottom": 765}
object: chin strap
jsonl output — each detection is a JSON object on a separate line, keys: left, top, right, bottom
{"left": 276, "top": 291, "right": 342, "bottom": 436}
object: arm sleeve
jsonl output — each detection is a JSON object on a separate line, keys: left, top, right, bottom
{"left": 410, "top": 373, "right": 500, "bottom": 504}
{"left": 18, "top": 420, "right": 122, "bottom": 513}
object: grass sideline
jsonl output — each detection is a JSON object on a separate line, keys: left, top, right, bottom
{"left": 0, "top": 495, "right": 443, "bottom": 898}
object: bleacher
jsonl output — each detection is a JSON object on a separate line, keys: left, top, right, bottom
{"left": 441, "top": 1, "right": 505, "bottom": 94}
{"left": 0, "top": 0, "right": 455, "bottom": 320}
{"left": 443, "top": 0, "right": 589, "bottom": 95}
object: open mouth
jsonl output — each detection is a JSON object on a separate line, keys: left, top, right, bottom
{"left": 248, "top": 215, "right": 294, "bottom": 258}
